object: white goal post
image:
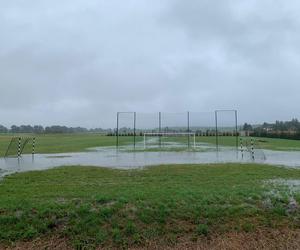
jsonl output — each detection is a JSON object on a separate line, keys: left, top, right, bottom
{"left": 143, "top": 132, "right": 196, "bottom": 149}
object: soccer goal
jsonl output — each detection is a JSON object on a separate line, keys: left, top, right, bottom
{"left": 4, "top": 137, "right": 36, "bottom": 158}
{"left": 116, "top": 110, "right": 239, "bottom": 151}
{"left": 143, "top": 132, "right": 196, "bottom": 149}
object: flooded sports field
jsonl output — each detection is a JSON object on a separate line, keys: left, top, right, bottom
{"left": 1, "top": 142, "right": 300, "bottom": 178}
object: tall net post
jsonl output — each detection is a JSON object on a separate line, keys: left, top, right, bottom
{"left": 187, "top": 111, "right": 190, "bottom": 148}
{"left": 215, "top": 111, "right": 219, "bottom": 151}
{"left": 134, "top": 112, "right": 136, "bottom": 149}
{"left": 116, "top": 112, "right": 119, "bottom": 148}
{"left": 159, "top": 112, "right": 162, "bottom": 147}
{"left": 235, "top": 110, "right": 238, "bottom": 152}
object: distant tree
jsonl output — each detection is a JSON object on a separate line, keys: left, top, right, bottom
{"left": 4, "top": 124, "right": 111, "bottom": 134}
{"left": 33, "top": 125, "right": 44, "bottom": 134}
{"left": 243, "top": 123, "right": 253, "bottom": 131}
{"left": 19, "top": 125, "right": 34, "bottom": 133}
{"left": 0, "top": 125, "right": 8, "bottom": 133}
{"left": 11, "top": 125, "right": 20, "bottom": 133}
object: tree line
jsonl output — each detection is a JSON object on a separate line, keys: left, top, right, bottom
{"left": 243, "top": 118, "right": 300, "bottom": 140}
{"left": 0, "top": 125, "right": 113, "bottom": 134}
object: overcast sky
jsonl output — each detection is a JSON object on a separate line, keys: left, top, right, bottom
{"left": 1, "top": 0, "right": 300, "bottom": 128}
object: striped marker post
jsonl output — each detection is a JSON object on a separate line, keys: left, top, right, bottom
{"left": 240, "top": 138, "right": 244, "bottom": 159}
{"left": 18, "top": 137, "right": 21, "bottom": 158}
{"left": 251, "top": 138, "right": 255, "bottom": 160}
{"left": 32, "top": 138, "right": 35, "bottom": 155}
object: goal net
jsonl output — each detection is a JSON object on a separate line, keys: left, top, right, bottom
{"left": 143, "top": 132, "right": 196, "bottom": 149}
{"left": 116, "top": 111, "right": 238, "bottom": 150}
{"left": 4, "top": 137, "right": 19, "bottom": 157}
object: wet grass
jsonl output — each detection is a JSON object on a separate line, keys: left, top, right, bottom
{"left": 1, "top": 163, "right": 300, "bottom": 248}
{"left": 170, "top": 136, "right": 300, "bottom": 151}
{"left": 1, "top": 134, "right": 300, "bottom": 157}
{"left": 0, "top": 134, "right": 138, "bottom": 157}
{"left": 253, "top": 137, "right": 300, "bottom": 151}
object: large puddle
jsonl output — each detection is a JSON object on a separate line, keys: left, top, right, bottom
{"left": 0, "top": 144, "right": 300, "bottom": 178}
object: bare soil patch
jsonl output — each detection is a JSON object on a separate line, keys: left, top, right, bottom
{"left": 1, "top": 228, "right": 300, "bottom": 250}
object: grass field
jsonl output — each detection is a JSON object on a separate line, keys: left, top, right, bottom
{"left": 169, "top": 136, "right": 300, "bottom": 151}
{"left": 1, "top": 133, "right": 300, "bottom": 157}
{"left": 1, "top": 164, "right": 300, "bottom": 249}
{"left": 0, "top": 134, "right": 137, "bottom": 157}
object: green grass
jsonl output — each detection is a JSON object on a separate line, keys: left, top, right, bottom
{"left": 1, "top": 134, "right": 300, "bottom": 157}
{"left": 0, "top": 134, "right": 139, "bottom": 157}
{"left": 253, "top": 137, "right": 300, "bottom": 151}
{"left": 196, "top": 136, "right": 300, "bottom": 151}
{"left": 1, "top": 163, "right": 300, "bottom": 248}
{"left": 145, "top": 136, "right": 300, "bottom": 151}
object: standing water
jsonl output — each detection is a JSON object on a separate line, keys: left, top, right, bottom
{"left": 0, "top": 144, "right": 300, "bottom": 179}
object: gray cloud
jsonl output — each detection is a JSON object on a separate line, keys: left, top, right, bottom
{"left": 1, "top": 0, "right": 300, "bottom": 128}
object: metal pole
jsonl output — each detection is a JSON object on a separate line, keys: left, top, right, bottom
{"left": 116, "top": 112, "right": 119, "bottom": 148}
{"left": 159, "top": 112, "right": 162, "bottom": 147}
{"left": 133, "top": 112, "right": 136, "bottom": 149}
{"left": 235, "top": 110, "right": 238, "bottom": 152}
{"left": 187, "top": 111, "right": 190, "bottom": 148}
{"left": 215, "top": 111, "right": 219, "bottom": 151}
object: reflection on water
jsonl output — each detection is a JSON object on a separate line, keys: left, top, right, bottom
{"left": 0, "top": 145, "right": 300, "bottom": 178}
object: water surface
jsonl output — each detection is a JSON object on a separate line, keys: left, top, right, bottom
{"left": 0, "top": 145, "right": 300, "bottom": 178}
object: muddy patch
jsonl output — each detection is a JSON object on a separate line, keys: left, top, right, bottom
{"left": 2, "top": 228, "right": 300, "bottom": 250}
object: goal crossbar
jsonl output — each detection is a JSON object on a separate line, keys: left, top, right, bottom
{"left": 143, "top": 132, "right": 196, "bottom": 149}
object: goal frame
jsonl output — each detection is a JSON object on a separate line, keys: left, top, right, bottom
{"left": 143, "top": 132, "right": 196, "bottom": 149}
{"left": 116, "top": 110, "right": 239, "bottom": 151}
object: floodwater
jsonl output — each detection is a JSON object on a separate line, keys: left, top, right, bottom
{"left": 0, "top": 144, "right": 300, "bottom": 178}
